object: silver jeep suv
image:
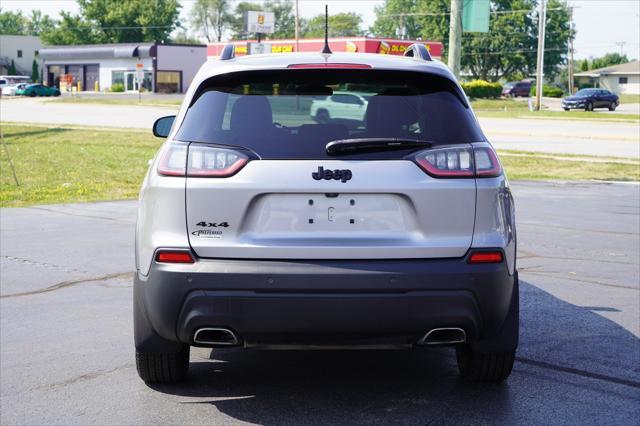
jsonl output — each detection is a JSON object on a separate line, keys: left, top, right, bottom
{"left": 135, "top": 45, "right": 518, "bottom": 384}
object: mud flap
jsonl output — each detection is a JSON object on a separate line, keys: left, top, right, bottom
{"left": 470, "top": 271, "right": 519, "bottom": 353}
{"left": 134, "top": 273, "right": 186, "bottom": 353}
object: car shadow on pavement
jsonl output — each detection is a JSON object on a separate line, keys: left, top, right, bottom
{"left": 149, "top": 280, "right": 640, "bottom": 424}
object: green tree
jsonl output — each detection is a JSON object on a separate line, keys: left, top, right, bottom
{"left": 265, "top": 0, "right": 295, "bottom": 39}
{"left": 8, "top": 59, "right": 16, "bottom": 75}
{"left": 302, "top": 12, "right": 363, "bottom": 37}
{"left": 591, "top": 52, "right": 629, "bottom": 70}
{"left": 79, "top": 0, "right": 181, "bottom": 43}
{"left": 229, "top": 2, "right": 263, "bottom": 39}
{"left": 0, "top": 9, "right": 27, "bottom": 35}
{"left": 31, "top": 59, "right": 39, "bottom": 83}
{"left": 371, "top": 0, "right": 571, "bottom": 81}
{"left": 191, "top": 0, "right": 231, "bottom": 42}
{"left": 40, "top": 11, "right": 100, "bottom": 45}
{"left": 24, "top": 10, "right": 57, "bottom": 35}
{"left": 227, "top": 1, "right": 295, "bottom": 40}
{"left": 579, "top": 59, "right": 589, "bottom": 72}
{"left": 171, "top": 30, "right": 203, "bottom": 45}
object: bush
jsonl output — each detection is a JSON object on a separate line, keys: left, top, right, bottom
{"left": 109, "top": 83, "right": 125, "bottom": 93}
{"left": 461, "top": 80, "right": 503, "bottom": 99}
{"left": 530, "top": 84, "right": 564, "bottom": 98}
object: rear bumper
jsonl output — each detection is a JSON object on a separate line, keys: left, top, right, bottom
{"left": 134, "top": 254, "right": 517, "bottom": 351}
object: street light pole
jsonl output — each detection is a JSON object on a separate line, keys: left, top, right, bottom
{"left": 295, "top": 0, "right": 300, "bottom": 52}
{"left": 568, "top": 6, "right": 574, "bottom": 94}
{"left": 534, "top": 0, "right": 546, "bottom": 111}
{"left": 447, "top": 0, "right": 463, "bottom": 79}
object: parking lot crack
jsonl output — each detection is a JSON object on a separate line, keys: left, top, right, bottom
{"left": 1, "top": 255, "right": 93, "bottom": 275}
{"left": 0, "top": 271, "right": 133, "bottom": 299}
{"left": 32, "top": 363, "right": 134, "bottom": 391}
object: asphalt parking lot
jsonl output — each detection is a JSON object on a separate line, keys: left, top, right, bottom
{"left": 1, "top": 180, "right": 639, "bottom": 424}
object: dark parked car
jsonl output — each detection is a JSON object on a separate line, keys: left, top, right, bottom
{"left": 502, "top": 81, "right": 531, "bottom": 97}
{"left": 562, "top": 88, "right": 619, "bottom": 111}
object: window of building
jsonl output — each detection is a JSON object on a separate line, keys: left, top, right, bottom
{"left": 619, "top": 77, "right": 628, "bottom": 84}
{"left": 17, "top": 50, "right": 23, "bottom": 58}
{"left": 157, "top": 71, "right": 180, "bottom": 93}
{"left": 112, "top": 71, "right": 125, "bottom": 86}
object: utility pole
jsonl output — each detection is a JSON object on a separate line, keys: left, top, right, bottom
{"left": 615, "top": 41, "right": 626, "bottom": 56}
{"left": 448, "top": 0, "right": 463, "bottom": 79}
{"left": 534, "top": 0, "right": 546, "bottom": 111}
{"left": 568, "top": 6, "right": 574, "bottom": 94}
{"left": 294, "top": 0, "right": 300, "bottom": 52}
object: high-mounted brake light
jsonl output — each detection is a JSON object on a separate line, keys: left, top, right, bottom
{"left": 468, "top": 251, "right": 503, "bottom": 264}
{"left": 287, "top": 63, "right": 372, "bottom": 69}
{"left": 157, "top": 143, "right": 249, "bottom": 178}
{"left": 414, "top": 145, "right": 502, "bottom": 178}
{"left": 155, "top": 250, "right": 195, "bottom": 263}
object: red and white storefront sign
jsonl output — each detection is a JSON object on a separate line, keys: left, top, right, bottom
{"left": 208, "top": 37, "right": 443, "bottom": 59}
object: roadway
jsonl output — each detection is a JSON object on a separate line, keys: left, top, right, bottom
{"left": 1, "top": 181, "right": 639, "bottom": 424}
{"left": 2, "top": 97, "right": 639, "bottom": 159}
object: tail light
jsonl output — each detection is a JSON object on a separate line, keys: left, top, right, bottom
{"left": 155, "top": 250, "right": 195, "bottom": 263}
{"left": 157, "top": 143, "right": 249, "bottom": 177}
{"left": 468, "top": 251, "right": 503, "bottom": 264}
{"left": 414, "top": 145, "right": 502, "bottom": 178}
{"left": 157, "top": 142, "right": 188, "bottom": 176}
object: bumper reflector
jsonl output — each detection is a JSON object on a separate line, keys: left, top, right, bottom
{"left": 468, "top": 251, "right": 503, "bottom": 264}
{"left": 156, "top": 251, "right": 195, "bottom": 264}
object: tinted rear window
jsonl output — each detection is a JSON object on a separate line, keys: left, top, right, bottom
{"left": 175, "top": 69, "right": 485, "bottom": 159}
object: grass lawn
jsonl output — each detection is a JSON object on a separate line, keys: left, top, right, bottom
{"left": 46, "top": 96, "right": 182, "bottom": 107}
{"left": 471, "top": 98, "right": 639, "bottom": 122}
{"left": 1, "top": 124, "right": 638, "bottom": 207}
{"left": 1, "top": 124, "right": 162, "bottom": 207}
{"left": 497, "top": 151, "right": 639, "bottom": 181}
{"left": 618, "top": 93, "right": 640, "bottom": 104}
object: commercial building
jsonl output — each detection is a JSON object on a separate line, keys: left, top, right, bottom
{"left": 208, "top": 37, "right": 443, "bottom": 60}
{"left": 38, "top": 42, "right": 207, "bottom": 93}
{"left": 0, "top": 35, "right": 42, "bottom": 76}
{"left": 574, "top": 60, "right": 640, "bottom": 95}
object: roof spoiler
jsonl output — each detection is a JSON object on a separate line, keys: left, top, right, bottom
{"left": 404, "top": 44, "right": 432, "bottom": 61}
{"left": 220, "top": 44, "right": 235, "bottom": 61}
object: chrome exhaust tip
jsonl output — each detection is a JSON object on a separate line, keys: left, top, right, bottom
{"left": 193, "top": 328, "right": 239, "bottom": 346}
{"left": 418, "top": 327, "right": 466, "bottom": 345}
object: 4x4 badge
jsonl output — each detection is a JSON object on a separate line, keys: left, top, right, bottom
{"left": 312, "top": 166, "right": 352, "bottom": 183}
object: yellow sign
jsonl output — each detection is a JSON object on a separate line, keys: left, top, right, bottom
{"left": 258, "top": 14, "right": 265, "bottom": 25}
{"left": 346, "top": 41, "right": 358, "bottom": 53}
{"left": 378, "top": 40, "right": 390, "bottom": 54}
{"left": 272, "top": 45, "right": 294, "bottom": 53}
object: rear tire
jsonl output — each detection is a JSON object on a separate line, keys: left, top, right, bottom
{"left": 608, "top": 102, "right": 616, "bottom": 111}
{"left": 585, "top": 102, "right": 593, "bottom": 111}
{"left": 29, "top": 91, "right": 36, "bottom": 97}
{"left": 315, "top": 109, "right": 330, "bottom": 123}
{"left": 136, "top": 345, "right": 190, "bottom": 384}
{"left": 456, "top": 346, "right": 515, "bottom": 382}
{"left": 563, "top": 108, "right": 570, "bottom": 111}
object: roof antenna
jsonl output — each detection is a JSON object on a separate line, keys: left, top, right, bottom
{"left": 321, "top": 4, "right": 332, "bottom": 54}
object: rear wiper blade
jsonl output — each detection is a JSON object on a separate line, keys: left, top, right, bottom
{"left": 326, "top": 138, "right": 432, "bottom": 155}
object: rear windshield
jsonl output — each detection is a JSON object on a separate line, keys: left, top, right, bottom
{"left": 175, "top": 69, "right": 485, "bottom": 159}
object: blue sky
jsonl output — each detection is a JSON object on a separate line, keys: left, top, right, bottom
{"left": 3, "top": 0, "right": 639, "bottom": 59}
